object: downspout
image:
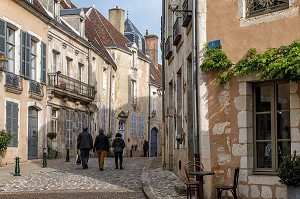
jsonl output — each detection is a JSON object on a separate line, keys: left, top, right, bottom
{"left": 88, "top": 45, "right": 91, "bottom": 132}
{"left": 148, "top": 64, "right": 151, "bottom": 157}
{"left": 161, "top": 0, "right": 166, "bottom": 168}
{"left": 192, "top": 0, "right": 200, "bottom": 162}
{"left": 108, "top": 63, "right": 113, "bottom": 134}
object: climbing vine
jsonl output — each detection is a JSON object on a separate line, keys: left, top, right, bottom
{"left": 201, "top": 41, "right": 300, "bottom": 84}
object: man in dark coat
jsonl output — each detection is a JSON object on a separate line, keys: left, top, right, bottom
{"left": 112, "top": 133, "right": 125, "bottom": 169}
{"left": 93, "top": 128, "right": 109, "bottom": 171}
{"left": 77, "top": 127, "right": 93, "bottom": 169}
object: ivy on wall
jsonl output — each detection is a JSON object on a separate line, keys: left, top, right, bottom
{"left": 201, "top": 41, "right": 300, "bottom": 84}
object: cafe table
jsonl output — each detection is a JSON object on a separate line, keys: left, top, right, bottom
{"left": 188, "top": 170, "right": 215, "bottom": 199}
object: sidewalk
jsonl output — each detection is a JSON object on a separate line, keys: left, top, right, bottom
{"left": 0, "top": 157, "right": 185, "bottom": 199}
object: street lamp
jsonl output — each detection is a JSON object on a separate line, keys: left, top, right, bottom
{"left": 168, "top": 0, "right": 192, "bottom": 14}
{"left": 0, "top": 54, "right": 7, "bottom": 71}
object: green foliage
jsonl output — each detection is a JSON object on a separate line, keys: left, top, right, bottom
{"left": 277, "top": 151, "right": 300, "bottom": 186}
{"left": 107, "top": 132, "right": 113, "bottom": 148}
{"left": 200, "top": 45, "right": 232, "bottom": 71}
{"left": 47, "top": 132, "right": 57, "bottom": 140}
{"left": 0, "top": 129, "right": 12, "bottom": 153}
{"left": 202, "top": 41, "right": 300, "bottom": 84}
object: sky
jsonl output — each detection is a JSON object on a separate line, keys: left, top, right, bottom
{"left": 72, "top": 0, "right": 162, "bottom": 63}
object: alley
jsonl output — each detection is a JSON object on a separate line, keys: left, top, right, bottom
{"left": 0, "top": 157, "right": 186, "bottom": 199}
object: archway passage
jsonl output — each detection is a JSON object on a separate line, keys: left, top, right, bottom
{"left": 150, "top": 128, "right": 158, "bottom": 157}
{"left": 28, "top": 107, "right": 38, "bottom": 159}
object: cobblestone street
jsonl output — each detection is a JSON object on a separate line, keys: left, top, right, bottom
{"left": 0, "top": 157, "right": 186, "bottom": 199}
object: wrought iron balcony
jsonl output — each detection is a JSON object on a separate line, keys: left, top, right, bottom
{"left": 48, "top": 72, "right": 96, "bottom": 103}
{"left": 173, "top": 17, "right": 182, "bottom": 46}
{"left": 5, "top": 71, "right": 23, "bottom": 94}
{"left": 29, "top": 80, "right": 44, "bottom": 100}
{"left": 182, "top": 0, "right": 192, "bottom": 27}
{"left": 246, "top": 0, "right": 289, "bottom": 17}
{"left": 165, "top": 36, "right": 173, "bottom": 59}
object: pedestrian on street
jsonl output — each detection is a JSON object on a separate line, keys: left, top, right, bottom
{"left": 77, "top": 127, "right": 93, "bottom": 169}
{"left": 112, "top": 133, "right": 125, "bottom": 169}
{"left": 93, "top": 128, "right": 110, "bottom": 171}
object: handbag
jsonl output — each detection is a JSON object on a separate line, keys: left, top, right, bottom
{"left": 76, "top": 151, "right": 81, "bottom": 165}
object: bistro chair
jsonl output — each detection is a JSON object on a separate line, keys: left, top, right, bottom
{"left": 216, "top": 167, "right": 239, "bottom": 199}
{"left": 184, "top": 161, "right": 204, "bottom": 199}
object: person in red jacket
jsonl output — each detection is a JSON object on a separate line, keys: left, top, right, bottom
{"left": 93, "top": 128, "right": 109, "bottom": 171}
{"left": 112, "top": 133, "right": 125, "bottom": 169}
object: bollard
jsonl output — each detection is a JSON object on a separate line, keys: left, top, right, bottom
{"left": 14, "top": 157, "right": 21, "bottom": 176}
{"left": 65, "top": 148, "right": 70, "bottom": 162}
{"left": 42, "top": 148, "right": 47, "bottom": 168}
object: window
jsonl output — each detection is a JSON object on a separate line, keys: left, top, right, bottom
{"left": 6, "top": 27, "right": 15, "bottom": 73}
{"left": 52, "top": 51, "right": 59, "bottom": 72}
{"left": 20, "top": 30, "right": 31, "bottom": 78}
{"left": 131, "top": 80, "right": 137, "bottom": 104}
{"left": 253, "top": 81, "right": 291, "bottom": 173}
{"left": 30, "top": 40, "right": 37, "bottom": 81}
{"left": 138, "top": 114, "right": 144, "bottom": 138}
{"left": 246, "top": 0, "right": 289, "bottom": 18}
{"left": 78, "top": 112, "right": 84, "bottom": 133}
{"left": 66, "top": 110, "right": 73, "bottom": 148}
{"left": 66, "top": 58, "right": 72, "bottom": 77}
{"left": 6, "top": 101, "right": 18, "bottom": 147}
{"left": 152, "top": 92, "right": 157, "bottom": 112}
{"left": 103, "top": 68, "right": 107, "bottom": 95}
{"left": 78, "top": 63, "right": 83, "bottom": 82}
{"left": 51, "top": 109, "right": 58, "bottom": 134}
{"left": 131, "top": 112, "right": 137, "bottom": 138}
{"left": 41, "top": 42, "right": 46, "bottom": 84}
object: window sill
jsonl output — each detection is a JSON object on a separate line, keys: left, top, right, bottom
{"left": 240, "top": 6, "right": 298, "bottom": 27}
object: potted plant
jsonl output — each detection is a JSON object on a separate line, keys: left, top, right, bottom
{"left": 277, "top": 151, "right": 300, "bottom": 199}
{"left": 0, "top": 129, "right": 12, "bottom": 166}
{"left": 47, "top": 132, "right": 57, "bottom": 159}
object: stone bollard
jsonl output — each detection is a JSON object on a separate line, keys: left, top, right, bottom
{"left": 65, "top": 148, "right": 70, "bottom": 162}
{"left": 14, "top": 157, "right": 21, "bottom": 176}
{"left": 42, "top": 148, "right": 47, "bottom": 168}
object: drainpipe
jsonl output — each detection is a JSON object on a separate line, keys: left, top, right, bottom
{"left": 108, "top": 64, "right": 113, "bottom": 134}
{"left": 192, "top": 0, "right": 200, "bottom": 162}
{"left": 148, "top": 65, "right": 151, "bottom": 157}
{"left": 87, "top": 45, "right": 91, "bottom": 132}
{"left": 161, "top": 0, "right": 166, "bottom": 168}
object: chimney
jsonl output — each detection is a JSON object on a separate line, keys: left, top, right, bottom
{"left": 109, "top": 6, "right": 125, "bottom": 34}
{"left": 145, "top": 30, "right": 159, "bottom": 69}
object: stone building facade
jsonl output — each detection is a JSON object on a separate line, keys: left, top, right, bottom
{"left": 163, "top": 0, "right": 300, "bottom": 198}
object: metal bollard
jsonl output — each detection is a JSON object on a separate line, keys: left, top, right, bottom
{"left": 65, "top": 148, "right": 70, "bottom": 162}
{"left": 42, "top": 148, "right": 47, "bottom": 168}
{"left": 14, "top": 157, "right": 21, "bottom": 176}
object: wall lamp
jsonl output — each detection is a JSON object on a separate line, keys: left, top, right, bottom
{"left": 168, "top": 0, "right": 192, "bottom": 15}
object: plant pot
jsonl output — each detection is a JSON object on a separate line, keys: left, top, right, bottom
{"left": 287, "top": 186, "right": 300, "bottom": 199}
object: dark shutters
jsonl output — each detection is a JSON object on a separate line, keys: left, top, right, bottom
{"left": 0, "top": 19, "right": 6, "bottom": 56}
{"left": 41, "top": 42, "right": 46, "bottom": 84}
{"left": 6, "top": 101, "right": 19, "bottom": 147}
{"left": 20, "top": 30, "right": 31, "bottom": 78}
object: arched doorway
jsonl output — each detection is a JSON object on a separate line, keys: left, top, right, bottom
{"left": 151, "top": 128, "right": 158, "bottom": 157}
{"left": 28, "top": 107, "right": 38, "bottom": 159}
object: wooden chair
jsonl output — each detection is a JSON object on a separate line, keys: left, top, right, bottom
{"left": 216, "top": 167, "right": 239, "bottom": 199}
{"left": 184, "top": 161, "right": 204, "bottom": 199}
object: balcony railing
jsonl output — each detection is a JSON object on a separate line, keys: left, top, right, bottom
{"left": 182, "top": 0, "right": 192, "bottom": 27}
{"left": 165, "top": 36, "right": 173, "bottom": 59}
{"left": 173, "top": 17, "right": 182, "bottom": 46}
{"left": 5, "top": 71, "right": 23, "bottom": 94}
{"left": 48, "top": 72, "right": 96, "bottom": 100}
{"left": 29, "top": 79, "right": 43, "bottom": 99}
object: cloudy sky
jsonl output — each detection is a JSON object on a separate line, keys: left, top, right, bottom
{"left": 72, "top": 0, "right": 162, "bottom": 62}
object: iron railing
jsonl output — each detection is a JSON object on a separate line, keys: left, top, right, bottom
{"left": 29, "top": 79, "right": 43, "bottom": 97}
{"left": 173, "top": 17, "right": 182, "bottom": 46}
{"left": 246, "top": 0, "right": 289, "bottom": 17}
{"left": 5, "top": 71, "right": 23, "bottom": 91}
{"left": 165, "top": 36, "right": 173, "bottom": 59}
{"left": 182, "top": 0, "right": 192, "bottom": 27}
{"left": 48, "top": 72, "right": 96, "bottom": 99}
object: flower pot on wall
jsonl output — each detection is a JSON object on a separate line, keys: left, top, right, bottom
{"left": 287, "top": 186, "right": 300, "bottom": 199}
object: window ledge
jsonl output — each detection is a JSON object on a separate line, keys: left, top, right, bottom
{"left": 240, "top": 6, "right": 298, "bottom": 27}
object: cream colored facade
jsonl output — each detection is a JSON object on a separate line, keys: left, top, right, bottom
{"left": 164, "top": 0, "right": 300, "bottom": 198}
{"left": 0, "top": 0, "right": 48, "bottom": 164}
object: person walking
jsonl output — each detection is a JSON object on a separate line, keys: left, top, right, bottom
{"left": 77, "top": 127, "right": 93, "bottom": 169}
{"left": 112, "top": 133, "right": 125, "bottom": 169}
{"left": 93, "top": 128, "right": 110, "bottom": 171}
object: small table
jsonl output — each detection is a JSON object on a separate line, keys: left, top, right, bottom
{"left": 188, "top": 171, "right": 215, "bottom": 199}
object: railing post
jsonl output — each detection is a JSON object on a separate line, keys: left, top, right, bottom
{"left": 42, "top": 147, "right": 47, "bottom": 168}
{"left": 65, "top": 148, "right": 70, "bottom": 162}
{"left": 14, "top": 157, "right": 21, "bottom": 176}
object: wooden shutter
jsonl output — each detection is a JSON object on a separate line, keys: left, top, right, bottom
{"left": 41, "top": 41, "right": 46, "bottom": 84}
{"left": 0, "top": 19, "right": 6, "bottom": 56}
{"left": 20, "top": 30, "right": 31, "bottom": 78}
{"left": 6, "top": 101, "right": 18, "bottom": 147}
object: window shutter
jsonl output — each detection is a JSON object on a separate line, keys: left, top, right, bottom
{"left": 6, "top": 101, "right": 18, "bottom": 147}
{"left": 20, "top": 31, "right": 31, "bottom": 78}
{"left": 41, "top": 42, "right": 46, "bottom": 84}
{"left": 0, "top": 19, "right": 6, "bottom": 55}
